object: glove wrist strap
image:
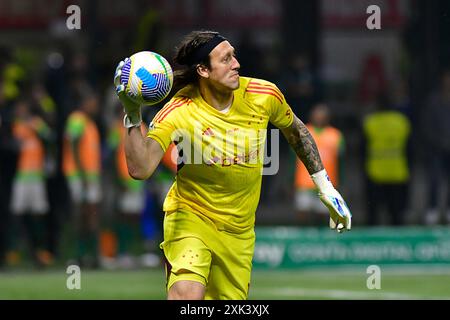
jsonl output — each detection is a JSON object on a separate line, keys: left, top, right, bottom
{"left": 123, "top": 113, "right": 142, "bottom": 129}
{"left": 311, "top": 169, "right": 334, "bottom": 193}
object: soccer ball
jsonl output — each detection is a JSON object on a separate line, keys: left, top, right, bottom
{"left": 120, "top": 51, "right": 173, "bottom": 106}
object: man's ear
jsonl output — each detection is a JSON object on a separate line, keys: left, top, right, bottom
{"left": 196, "top": 64, "right": 210, "bottom": 79}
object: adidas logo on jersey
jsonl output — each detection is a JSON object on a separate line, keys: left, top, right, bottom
{"left": 202, "top": 127, "right": 214, "bottom": 136}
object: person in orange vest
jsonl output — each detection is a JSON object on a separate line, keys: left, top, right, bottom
{"left": 294, "top": 103, "right": 345, "bottom": 225}
{"left": 63, "top": 92, "right": 101, "bottom": 268}
{"left": 8, "top": 99, "right": 53, "bottom": 267}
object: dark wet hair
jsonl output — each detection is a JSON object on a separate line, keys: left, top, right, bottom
{"left": 172, "top": 30, "right": 221, "bottom": 91}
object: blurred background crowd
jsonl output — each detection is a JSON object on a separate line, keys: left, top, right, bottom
{"left": 0, "top": 0, "right": 449, "bottom": 270}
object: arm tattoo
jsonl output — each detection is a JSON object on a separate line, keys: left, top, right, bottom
{"left": 285, "top": 117, "right": 324, "bottom": 174}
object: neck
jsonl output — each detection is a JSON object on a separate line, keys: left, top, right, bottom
{"left": 199, "top": 81, "right": 233, "bottom": 111}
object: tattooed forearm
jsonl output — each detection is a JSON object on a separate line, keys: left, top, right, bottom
{"left": 282, "top": 116, "right": 324, "bottom": 174}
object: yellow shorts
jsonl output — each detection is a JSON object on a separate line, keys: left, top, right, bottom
{"left": 160, "top": 210, "right": 255, "bottom": 300}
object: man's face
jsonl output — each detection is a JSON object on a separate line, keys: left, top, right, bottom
{"left": 15, "top": 101, "right": 30, "bottom": 119}
{"left": 310, "top": 104, "right": 330, "bottom": 128}
{"left": 83, "top": 96, "right": 99, "bottom": 116}
{"left": 205, "top": 41, "right": 240, "bottom": 91}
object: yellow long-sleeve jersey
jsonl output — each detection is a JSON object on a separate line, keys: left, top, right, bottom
{"left": 147, "top": 77, "right": 293, "bottom": 232}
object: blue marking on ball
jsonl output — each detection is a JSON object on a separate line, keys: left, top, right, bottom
{"left": 136, "top": 67, "right": 157, "bottom": 89}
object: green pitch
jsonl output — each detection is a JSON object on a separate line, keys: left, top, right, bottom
{"left": 0, "top": 267, "right": 449, "bottom": 300}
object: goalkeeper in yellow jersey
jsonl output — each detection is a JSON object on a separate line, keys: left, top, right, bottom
{"left": 114, "top": 30, "right": 352, "bottom": 300}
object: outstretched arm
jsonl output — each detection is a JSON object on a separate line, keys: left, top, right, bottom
{"left": 281, "top": 114, "right": 352, "bottom": 233}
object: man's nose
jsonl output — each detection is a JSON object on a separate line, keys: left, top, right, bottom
{"left": 232, "top": 56, "right": 240, "bottom": 70}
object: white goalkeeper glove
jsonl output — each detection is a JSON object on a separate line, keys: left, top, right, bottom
{"left": 113, "top": 58, "right": 142, "bottom": 128}
{"left": 311, "top": 169, "right": 352, "bottom": 233}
